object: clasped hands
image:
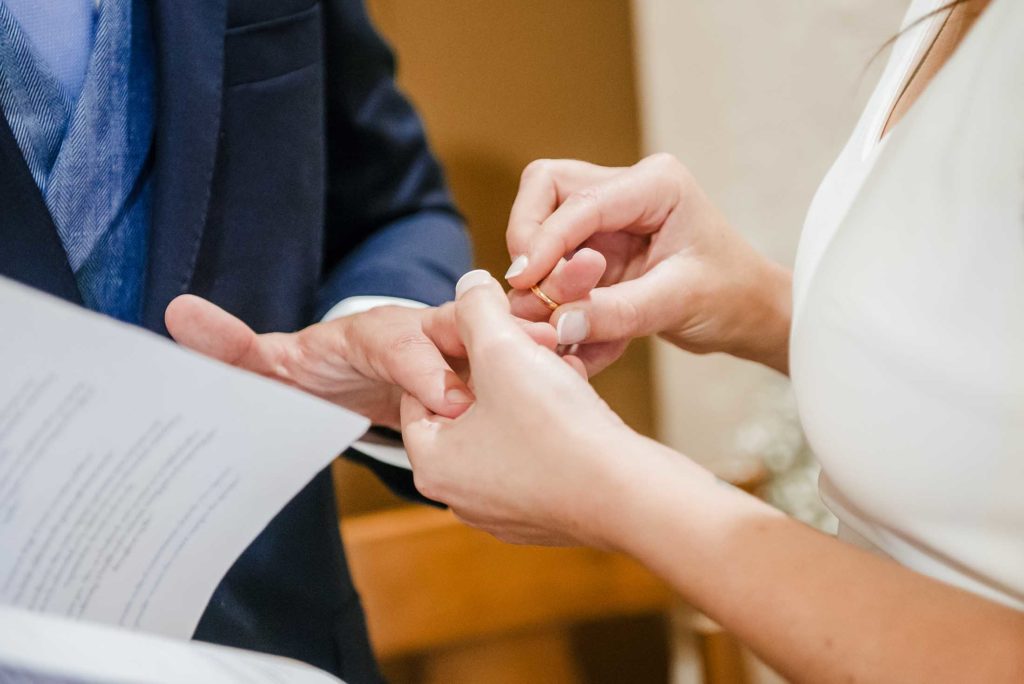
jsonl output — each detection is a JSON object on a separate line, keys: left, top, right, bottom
{"left": 165, "top": 154, "right": 792, "bottom": 548}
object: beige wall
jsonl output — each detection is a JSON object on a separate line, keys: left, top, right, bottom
{"left": 631, "top": 0, "right": 906, "bottom": 472}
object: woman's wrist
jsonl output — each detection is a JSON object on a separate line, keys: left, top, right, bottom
{"left": 586, "top": 430, "right": 713, "bottom": 555}
{"left": 655, "top": 253, "right": 792, "bottom": 374}
{"left": 564, "top": 425, "right": 644, "bottom": 550}
{"left": 601, "top": 434, "right": 784, "bottom": 598}
{"left": 728, "top": 259, "right": 793, "bottom": 374}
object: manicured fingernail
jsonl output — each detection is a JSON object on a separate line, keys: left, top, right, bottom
{"left": 556, "top": 310, "right": 589, "bottom": 345}
{"left": 505, "top": 255, "right": 529, "bottom": 280}
{"left": 455, "top": 269, "right": 493, "bottom": 298}
{"left": 445, "top": 387, "right": 475, "bottom": 405}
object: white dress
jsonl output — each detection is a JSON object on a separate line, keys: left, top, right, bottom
{"left": 790, "top": 0, "right": 1024, "bottom": 610}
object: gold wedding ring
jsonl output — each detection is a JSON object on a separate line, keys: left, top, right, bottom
{"left": 530, "top": 284, "right": 560, "bottom": 311}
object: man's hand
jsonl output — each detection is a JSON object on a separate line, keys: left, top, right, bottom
{"left": 165, "top": 296, "right": 475, "bottom": 430}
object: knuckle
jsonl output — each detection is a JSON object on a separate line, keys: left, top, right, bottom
{"left": 567, "top": 185, "right": 601, "bottom": 207}
{"left": 641, "top": 152, "right": 682, "bottom": 176}
{"left": 357, "top": 305, "right": 394, "bottom": 330}
{"left": 640, "top": 154, "right": 695, "bottom": 212}
{"left": 610, "top": 294, "right": 643, "bottom": 336}
{"left": 568, "top": 187, "right": 604, "bottom": 230}
{"left": 644, "top": 152, "right": 690, "bottom": 182}
{"left": 386, "top": 331, "right": 434, "bottom": 359}
{"left": 520, "top": 158, "right": 555, "bottom": 184}
{"left": 644, "top": 151, "right": 678, "bottom": 169}
{"left": 451, "top": 509, "right": 481, "bottom": 530}
{"left": 413, "top": 469, "right": 443, "bottom": 501}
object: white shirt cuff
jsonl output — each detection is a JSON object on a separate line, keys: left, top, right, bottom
{"left": 351, "top": 432, "right": 413, "bottom": 470}
{"left": 320, "top": 295, "right": 428, "bottom": 323}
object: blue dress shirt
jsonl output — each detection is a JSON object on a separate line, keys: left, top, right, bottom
{"left": 5, "top": 0, "right": 95, "bottom": 101}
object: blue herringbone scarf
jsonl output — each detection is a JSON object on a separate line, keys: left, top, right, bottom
{"left": 0, "top": 0, "right": 155, "bottom": 322}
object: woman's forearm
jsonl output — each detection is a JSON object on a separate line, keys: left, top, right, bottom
{"left": 604, "top": 434, "right": 1024, "bottom": 683}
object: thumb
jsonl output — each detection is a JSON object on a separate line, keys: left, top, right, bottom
{"left": 377, "top": 337, "right": 475, "bottom": 420}
{"left": 165, "top": 295, "right": 280, "bottom": 375}
{"left": 453, "top": 270, "right": 532, "bottom": 355}
{"left": 550, "top": 265, "right": 682, "bottom": 346}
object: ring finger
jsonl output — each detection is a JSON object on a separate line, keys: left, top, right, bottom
{"left": 508, "top": 247, "right": 606, "bottom": 322}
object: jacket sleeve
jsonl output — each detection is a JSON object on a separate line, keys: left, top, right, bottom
{"left": 318, "top": 0, "right": 470, "bottom": 504}
{"left": 315, "top": 0, "right": 472, "bottom": 320}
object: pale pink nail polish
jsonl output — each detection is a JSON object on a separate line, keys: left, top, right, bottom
{"left": 556, "top": 311, "right": 589, "bottom": 345}
{"left": 504, "top": 255, "right": 529, "bottom": 280}
{"left": 455, "top": 270, "right": 492, "bottom": 298}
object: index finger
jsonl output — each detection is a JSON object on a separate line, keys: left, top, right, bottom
{"left": 506, "top": 154, "right": 686, "bottom": 290}
{"left": 505, "top": 160, "right": 619, "bottom": 284}
{"left": 508, "top": 248, "right": 606, "bottom": 322}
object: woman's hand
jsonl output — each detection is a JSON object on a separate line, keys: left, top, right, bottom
{"left": 413, "top": 276, "right": 1024, "bottom": 684}
{"left": 505, "top": 154, "right": 793, "bottom": 374}
{"left": 403, "top": 283, "right": 1024, "bottom": 684}
{"left": 405, "top": 270, "right": 642, "bottom": 548}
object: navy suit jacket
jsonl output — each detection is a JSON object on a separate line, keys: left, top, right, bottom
{"left": 0, "top": 0, "right": 470, "bottom": 681}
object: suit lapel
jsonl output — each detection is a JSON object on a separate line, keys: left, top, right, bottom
{"left": 0, "top": 110, "right": 82, "bottom": 303}
{"left": 142, "top": 0, "right": 227, "bottom": 332}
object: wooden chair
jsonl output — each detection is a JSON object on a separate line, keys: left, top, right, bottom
{"left": 340, "top": 502, "right": 758, "bottom": 683}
